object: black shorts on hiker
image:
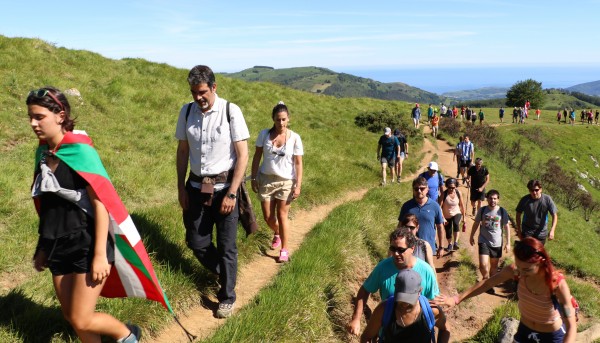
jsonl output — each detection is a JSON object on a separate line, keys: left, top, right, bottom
{"left": 459, "top": 159, "right": 472, "bottom": 168}
{"left": 39, "top": 228, "right": 115, "bottom": 276}
{"left": 444, "top": 214, "right": 462, "bottom": 239}
{"left": 470, "top": 188, "right": 485, "bottom": 201}
{"left": 478, "top": 242, "right": 502, "bottom": 258}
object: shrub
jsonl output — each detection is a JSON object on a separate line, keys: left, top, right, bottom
{"left": 439, "top": 117, "right": 462, "bottom": 138}
{"left": 354, "top": 110, "right": 419, "bottom": 138}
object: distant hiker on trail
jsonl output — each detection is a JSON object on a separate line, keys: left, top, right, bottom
{"left": 536, "top": 108, "right": 541, "bottom": 120}
{"left": 557, "top": 109, "right": 562, "bottom": 124}
{"left": 569, "top": 108, "right": 576, "bottom": 125}
{"left": 398, "top": 177, "right": 445, "bottom": 258}
{"left": 346, "top": 227, "right": 441, "bottom": 336}
{"left": 513, "top": 106, "right": 519, "bottom": 123}
{"left": 427, "top": 104, "right": 434, "bottom": 125}
{"left": 176, "top": 65, "right": 250, "bottom": 318}
{"left": 412, "top": 103, "right": 421, "bottom": 128}
{"left": 466, "top": 157, "right": 489, "bottom": 217}
{"left": 377, "top": 127, "right": 400, "bottom": 186}
{"left": 419, "top": 161, "right": 444, "bottom": 202}
{"left": 400, "top": 214, "right": 435, "bottom": 269}
{"left": 439, "top": 178, "right": 466, "bottom": 252}
{"left": 470, "top": 190, "right": 511, "bottom": 292}
{"left": 460, "top": 105, "right": 466, "bottom": 120}
{"left": 431, "top": 112, "right": 440, "bottom": 137}
{"left": 360, "top": 269, "right": 450, "bottom": 343}
{"left": 435, "top": 237, "right": 578, "bottom": 343}
{"left": 455, "top": 134, "right": 474, "bottom": 184}
{"left": 452, "top": 106, "right": 458, "bottom": 119}
{"left": 595, "top": 109, "right": 599, "bottom": 124}
{"left": 251, "top": 101, "right": 304, "bottom": 264}
{"left": 515, "top": 180, "right": 558, "bottom": 245}
{"left": 499, "top": 107, "right": 505, "bottom": 123}
{"left": 29, "top": 87, "right": 145, "bottom": 342}
{"left": 478, "top": 108, "right": 485, "bottom": 125}
{"left": 519, "top": 107, "right": 526, "bottom": 124}
{"left": 394, "top": 128, "right": 409, "bottom": 182}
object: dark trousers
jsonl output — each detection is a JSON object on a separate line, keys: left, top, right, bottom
{"left": 183, "top": 184, "right": 238, "bottom": 304}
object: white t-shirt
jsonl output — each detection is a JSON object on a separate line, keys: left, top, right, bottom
{"left": 256, "top": 128, "right": 303, "bottom": 180}
{"left": 175, "top": 96, "right": 250, "bottom": 178}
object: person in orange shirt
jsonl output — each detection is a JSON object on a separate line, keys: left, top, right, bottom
{"left": 535, "top": 108, "right": 541, "bottom": 120}
{"left": 431, "top": 112, "right": 440, "bottom": 137}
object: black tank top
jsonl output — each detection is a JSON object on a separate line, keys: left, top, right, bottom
{"left": 383, "top": 308, "right": 432, "bottom": 343}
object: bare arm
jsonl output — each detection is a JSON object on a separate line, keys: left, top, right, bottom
{"left": 504, "top": 223, "right": 511, "bottom": 253}
{"left": 293, "top": 155, "right": 303, "bottom": 199}
{"left": 347, "top": 286, "right": 370, "bottom": 335}
{"left": 360, "top": 300, "right": 385, "bottom": 343}
{"left": 176, "top": 140, "right": 190, "bottom": 210}
{"left": 548, "top": 213, "right": 558, "bottom": 240}
{"left": 250, "top": 146, "right": 263, "bottom": 193}
{"left": 479, "top": 174, "right": 490, "bottom": 192}
{"left": 470, "top": 219, "right": 480, "bottom": 246}
{"left": 221, "top": 139, "right": 248, "bottom": 214}
{"left": 424, "top": 240, "right": 435, "bottom": 270}
{"left": 436, "top": 223, "right": 444, "bottom": 258}
{"left": 89, "top": 186, "right": 111, "bottom": 283}
{"left": 515, "top": 211, "right": 523, "bottom": 239}
{"left": 556, "top": 280, "right": 577, "bottom": 343}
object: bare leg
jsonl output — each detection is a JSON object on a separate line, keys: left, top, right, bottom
{"left": 53, "top": 273, "right": 130, "bottom": 343}
{"left": 490, "top": 258, "right": 500, "bottom": 277}
{"left": 275, "top": 199, "right": 292, "bottom": 251}
{"left": 478, "top": 254, "right": 490, "bottom": 279}
{"left": 261, "top": 200, "right": 279, "bottom": 236}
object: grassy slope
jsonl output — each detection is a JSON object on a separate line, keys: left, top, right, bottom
{"left": 0, "top": 35, "right": 425, "bottom": 341}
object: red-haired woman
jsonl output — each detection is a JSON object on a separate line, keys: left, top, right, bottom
{"left": 435, "top": 237, "right": 577, "bottom": 342}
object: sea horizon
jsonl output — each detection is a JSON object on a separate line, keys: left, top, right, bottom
{"left": 341, "top": 66, "right": 600, "bottom": 95}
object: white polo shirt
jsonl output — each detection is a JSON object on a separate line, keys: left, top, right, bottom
{"left": 175, "top": 96, "right": 250, "bottom": 181}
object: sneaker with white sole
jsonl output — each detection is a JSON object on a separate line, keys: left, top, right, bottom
{"left": 216, "top": 302, "right": 235, "bottom": 318}
{"left": 271, "top": 235, "right": 281, "bottom": 249}
{"left": 118, "top": 324, "right": 142, "bottom": 343}
{"left": 447, "top": 243, "right": 453, "bottom": 252}
{"left": 278, "top": 249, "right": 289, "bottom": 263}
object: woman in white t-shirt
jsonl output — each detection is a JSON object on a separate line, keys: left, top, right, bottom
{"left": 251, "top": 102, "right": 304, "bottom": 263}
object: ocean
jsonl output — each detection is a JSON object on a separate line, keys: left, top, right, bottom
{"left": 342, "top": 66, "right": 600, "bottom": 95}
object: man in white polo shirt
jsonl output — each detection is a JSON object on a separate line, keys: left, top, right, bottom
{"left": 175, "top": 65, "right": 250, "bottom": 318}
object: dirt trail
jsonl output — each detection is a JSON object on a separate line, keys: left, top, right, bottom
{"left": 149, "top": 189, "right": 368, "bottom": 342}
{"left": 422, "top": 126, "right": 508, "bottom": 341}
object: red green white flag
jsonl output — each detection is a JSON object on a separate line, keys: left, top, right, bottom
{"left": 34, "top": 131, "right": 173, "bottom": 313}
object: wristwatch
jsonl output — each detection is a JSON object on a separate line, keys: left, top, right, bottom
{"left": 227, "top": 193, "right": 237, "bottom": 199}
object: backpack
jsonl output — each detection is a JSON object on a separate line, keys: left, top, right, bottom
{"left": 551, "top": 273, "right": 580, "bottom": 322}
{"left": 380, "top": 294, "right": 436, "bottom": 343}
{"left": 419, "top": 171, "right": 443, "bottom": 190}
{"left": 442, "top": 188, "right": 461, "bottom": 203}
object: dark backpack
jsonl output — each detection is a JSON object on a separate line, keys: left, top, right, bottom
{"left": 380, "top": 294, "right": 436, "bottom": 343}
{"left": 442, "top": 188, "right": 461, "bottom": 203}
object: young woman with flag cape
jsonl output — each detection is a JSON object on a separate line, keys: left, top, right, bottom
{"left": 28, "top": 86, "right": 172, "bottom": 343}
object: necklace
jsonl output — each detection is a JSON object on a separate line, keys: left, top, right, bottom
{"left": 396, "top": 306, "right": 420, "bottom": 327}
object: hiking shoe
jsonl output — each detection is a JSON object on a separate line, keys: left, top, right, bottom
{"left": 118, "top": 324, "right": 142, "bottom": 343}
{"left": 397, "top": 176, "right": 401, "bottom": 183}
{"left": 216, "top": 302, "right": 235, "bottom": 318}
{"left": 380, "top": 181, "right": 386, "bottom": 186}
{"left": 278, "top": 249, "right": 289, "bottom": 263}
{"left": 453, "top": 242, "right": 460, "bottom": 250}
{"left": 446, "top": 243, "right": 453, "bottom": 252}
{"left": 271, "top": 235, "right": 281, "bottom": 249}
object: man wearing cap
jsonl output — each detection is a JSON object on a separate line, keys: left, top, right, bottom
{"left": 515, "top": 180, "right": 558, "bottom": 245}
{"left": 398, "top": 177, "right": 445, "bottom": 257}
{"left": 412, "top": 103, "right": 421, "bottom": 128}
{"left": 418, "top": 161, "right": 444, "bottom": 202}
{"left": 361, "top": 269, "right": 450, "bottom": 343}
{"left": 393, "top": 128, "right": 408, "bottom": 182}
{"left": 347, "top": 227, "right": 440, "bottom": 336}
{"left": 377, "top": 127, "right": 400, "bottom": 186}
{"left": 466, "top": 157, "right": 489, "bottom": 217}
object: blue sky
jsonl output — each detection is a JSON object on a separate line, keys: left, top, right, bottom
{"left": 2, "top": 0, "right": 599, "bottom": 92}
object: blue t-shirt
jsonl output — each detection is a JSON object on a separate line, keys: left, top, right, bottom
{"left": 419, "top": 171, "right": 444, "bottom": 201}
{"left": 399, "top": 198, "right": 444, "bottom": 250}
{"left": 378, "top": 135, "right": 400, "bottom": 160}
{"left": 362, "top": 257, "right": 439, "bottom": 300}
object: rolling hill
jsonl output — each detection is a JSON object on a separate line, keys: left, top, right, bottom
{"left": 223, "top": 66, "right": 444, "bottom": 104}
{"left": 567, "top": 80, "right": 600, "bottom": 96}
{"left": 442, "top": 86, "right": 508, "bottom": 101}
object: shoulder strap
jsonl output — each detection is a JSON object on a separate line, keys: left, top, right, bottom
{"left": 438, "top": 172, "right": 443, "bottom": 186}
{"left": 419, "top": 294, "right": 436, "bottom": 343}
{"left": 186, "top": 101, "right": 231, "bottom": 123}
{"left": 380, "top": 295, "right": 395, "bottom": 341}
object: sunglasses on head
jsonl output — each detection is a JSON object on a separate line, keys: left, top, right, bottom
{"left": 29, "top": 89, "right": 65, "bottom": 112}
{"left": 389, "top": 245, "right": 410, "bottom": 254}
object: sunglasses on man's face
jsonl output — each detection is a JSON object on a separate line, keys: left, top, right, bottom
{"left": 413, "top": 186, "right": 428, "bottom": 192}
{"left": 389, "top": 245, "right": 410, "bottom": 254}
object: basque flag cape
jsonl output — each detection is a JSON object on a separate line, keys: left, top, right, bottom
{"left": 33, "top": 131, "right": 173, "bottom": 313}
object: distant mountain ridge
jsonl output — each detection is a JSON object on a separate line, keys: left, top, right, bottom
{"left": 442, "top": 86, "right": 508, "bottom": 101}
{"left": 567, "top": 80, "right": 600, "bottom": 96}
{"left": 222, "top": 66, "right": 443, "bottom": 104}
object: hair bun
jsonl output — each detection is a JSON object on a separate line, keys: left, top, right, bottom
{"left": 278, "top": 101, "right": 285, "bottom": 105}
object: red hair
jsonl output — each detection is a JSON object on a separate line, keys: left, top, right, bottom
{"left": 514, "top": 237, "right": 558, "bottom": 292}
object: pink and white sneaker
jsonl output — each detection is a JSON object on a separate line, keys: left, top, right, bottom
{"left": 271, "top": 235, "right": 281, "bottom": 249}
{"left": 278, "top": 249, "right": 289, "bottom": 263}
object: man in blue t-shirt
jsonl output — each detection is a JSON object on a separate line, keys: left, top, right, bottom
{"left": 346, "top": 227, "right": 440, "bottom": 336}
{"left": 418, "top": 161, "right": 444, "bottom": 202}
{"left": 377, "top": 127, "right": 400, "bottom": 186}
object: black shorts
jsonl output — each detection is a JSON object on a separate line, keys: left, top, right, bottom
{"left": 459, "top": 159, "right": 471, "bottom": 168}
{"left": 40, "top": 228, "right": 115, "bottom": 276}
{"left": 470, "top": 188, "right": 485, "bottom": 201}
{"left": 478, "top": 242, "right": 502, "bottom": 258}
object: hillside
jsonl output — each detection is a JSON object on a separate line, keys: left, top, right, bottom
{"left": 442, "top": 86, "right": 508, "bottom": 101}
{"left": 223, "top": 66, "right": 444, "bottom": 104}
{"left": 567, "top": 80, "right": 600, "bottom": 96}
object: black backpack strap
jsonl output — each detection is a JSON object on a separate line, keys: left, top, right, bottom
{"left": 226, "top": 101, "right": 230, "bottom": 123}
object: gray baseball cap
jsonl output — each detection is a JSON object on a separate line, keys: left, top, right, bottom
{"left": 394, "top": 269, "right": 422, "bottom": 304}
